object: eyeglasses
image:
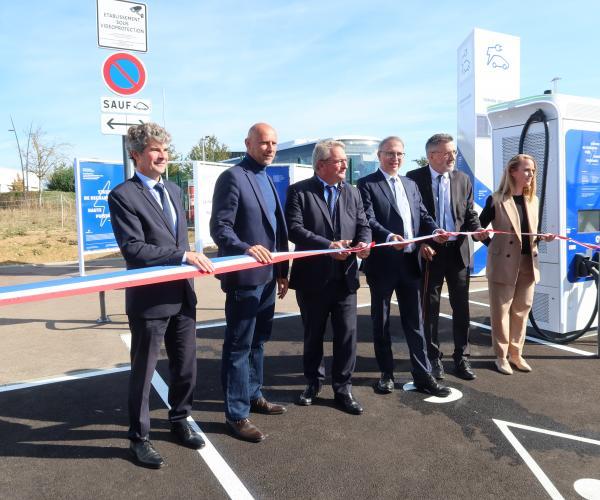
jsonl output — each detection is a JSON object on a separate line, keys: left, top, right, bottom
{"left": 380, "top": 151, "right": 405, "bottom": 159}
{"left": 325, "top": 158, "right": 347, "bottom": 166}
{"left": 431, "top": 150, "right": 457, "bottom": 158}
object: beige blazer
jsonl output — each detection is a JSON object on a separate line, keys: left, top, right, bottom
{"left": 486, "top": 193, "right": 540, "bottom": 286}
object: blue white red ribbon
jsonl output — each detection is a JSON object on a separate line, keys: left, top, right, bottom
{"left": 0, "top": 248, "right": 346, "bottom": 306}
{"left": 0, "top": 231, "right": 597, "bottom": 307}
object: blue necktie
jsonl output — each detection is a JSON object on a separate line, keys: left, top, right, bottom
{"left": 437, "top": 174, "right": 445, "bottom": 230}
{"left": 325, "top": 185, "right": 336, "bottom": 218}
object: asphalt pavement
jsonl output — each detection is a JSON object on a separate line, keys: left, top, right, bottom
{"left": 1, "top": 259, "right": 599, "bottom": 499}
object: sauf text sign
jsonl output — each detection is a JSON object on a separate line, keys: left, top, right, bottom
{"left": 101, "top": 96, "right": 152, "bottom": 114}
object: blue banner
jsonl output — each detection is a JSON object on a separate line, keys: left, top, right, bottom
{"left": 76, "top": 160, "right": 124, "bottom": 253}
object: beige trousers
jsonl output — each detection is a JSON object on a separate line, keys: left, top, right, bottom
{"left": 488, "top": 254, "right": 535, "bottom": 359}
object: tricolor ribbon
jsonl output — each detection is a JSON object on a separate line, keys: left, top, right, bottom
{"left": 0, "top": 231, "right": 597, "bottom": 307}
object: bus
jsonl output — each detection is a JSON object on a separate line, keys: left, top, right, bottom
{"left": 222, "top": 135, "right": 381, "bottom": 185}
{"left": 274, "top": 136, "right": 380, "bottom": 184}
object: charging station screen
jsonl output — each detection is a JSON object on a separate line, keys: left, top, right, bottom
{"left": 566, "top": 129, "right": 600, "bottom": 282}
{"left": 578, "top": 210, "right": 600, "bottom": 233}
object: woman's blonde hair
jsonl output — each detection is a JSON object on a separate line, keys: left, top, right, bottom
{"left": 495, "top": 153, "right": 537, "bottom": 202}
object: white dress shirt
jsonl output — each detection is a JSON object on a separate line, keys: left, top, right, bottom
{"left": 428, "top": 165, "right": 456, "bottom": 241}
{"left": 379, "top": 168, "right": 415, "bottom": 252}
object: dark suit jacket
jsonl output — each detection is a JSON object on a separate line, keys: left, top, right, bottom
{"left": 108, "top": 174, "right": 196, "bottom": 319}
{"left": 209, "top": 156, "right": 289, "bottom": 292}
{"left": 406, "top": 166, "right": 481, "bottom": 267}
{"left": 357, "top": 169, "right": 437, "bottom": 285}
{"left": 285, "top": 176, "right": 371, "bottom": 292}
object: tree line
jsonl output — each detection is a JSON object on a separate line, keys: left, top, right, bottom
{"left": 10, "top": 124, "right": 428, "bottom": 196}
{"left": 9, "top": 127, "right": 230, "bottom": 195}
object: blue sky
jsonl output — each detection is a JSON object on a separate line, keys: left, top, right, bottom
{"left": 1, "top": 1, "right": 599, "bottom": 172}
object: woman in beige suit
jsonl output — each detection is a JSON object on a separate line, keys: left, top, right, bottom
{"left": 479, "top": 154, "right": 555, "bottom": 375}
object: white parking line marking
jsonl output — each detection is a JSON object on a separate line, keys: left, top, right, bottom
{"left": 467, "top": 299, "right": 490, "bottom": 307}
{"left": 442, "top": 296, "right": 490, "bottom": 307}
{"left": 197, "top": 304, "right": 372, "bottom": 330}
{"left": 493, "top": 419, "right": 600, "bottom": 500}
{"left": 402, "top": 382, "right": 463, "bottom": 403}
{"left": 442, "top": 289, "right": 489, "bottom": 307}
{"left": 574, "top": 479, "right": 600, "bottom": 500}
{"left": 437, "top": 312, "right": 596, "bottom": 357}
{"left": 120, "top": 334, "right": 253, "bottom": 500}
{"left": 197, "top": 311, "right": 303, "bottom": 330}
{"left": 0, "top": 366, "right": 131, "bottom": 393}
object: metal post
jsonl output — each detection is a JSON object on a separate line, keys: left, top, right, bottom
{"left": 97, "top": 291, "right": 111, "bottom": 324}
{"left": 24, "top": 122, "right": 32, "bottom": 194}
{"left": 122, "top": 135, "right": 134, "bottom": 179}
{"left": 8, "top": 116, "right": 25, "bottom": 193}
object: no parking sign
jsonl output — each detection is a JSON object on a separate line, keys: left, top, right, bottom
{"left": 102, "top": 52, "right": 146, "bottom": 96}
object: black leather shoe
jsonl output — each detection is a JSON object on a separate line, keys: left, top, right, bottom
{"left": 376, "top": 373, "right": 394, "bottom": 394}
{"left": 129, "top": 440, "right": 164, "bottom": 469}
{"left": 431, "top": 358, "right": 445, "bottom": 380}
{"left": 413, "top": 373, "right": 451, "bottom": 397}
{"left": 455, "top": 358, "right": 476, "bottom": 380}
{"left": 170, "top": 421, "right": 205, "bottom": 450}
{"left": 334, "top": 392, "right": 363, "bottom": 415}
{"left": 298, "top": 384, "right": 322, "bottom": 406}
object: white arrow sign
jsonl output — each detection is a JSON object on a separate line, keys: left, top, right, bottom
{"left": 101, "top": 113, "right": 148, "bottom": 136}
{"left": 101, "top": 96, "right": 152, "bottom": 115}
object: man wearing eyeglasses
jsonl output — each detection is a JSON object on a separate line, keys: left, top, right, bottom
{"left": 406, "top": 133, "right": 486, "bottom": 381}
{"left": 357, "top": 136, "right": 450, "bottom": 397}
{"left": 285, "top": 140, "right": 371, "bottom": 415}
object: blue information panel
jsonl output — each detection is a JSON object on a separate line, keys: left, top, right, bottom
{"left": 565, "top": 129, "right": 600, "bottom": 282}
{"left": 76, "top": 160, "right": 124, "bottom": 253}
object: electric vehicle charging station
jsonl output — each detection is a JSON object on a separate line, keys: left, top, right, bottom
{"left": 487, "top": 93, "right": 600, "bottom": 337}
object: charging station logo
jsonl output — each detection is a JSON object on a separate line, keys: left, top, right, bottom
{"left": 461, "top": 48, "right": 471, "bottom": 74}
{"left": 486, "top": 44, "right": 510, "bottom": 70}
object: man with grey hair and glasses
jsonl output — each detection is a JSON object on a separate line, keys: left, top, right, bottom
{"left": 357, "top": 136, "right": 451, "bottom": 397}
{"left": 285, "top": 140, "right": 371, "bottom": 415}
{"left": 407, "top": 133, "right": 486, "bottom": 381}
{"left": 109, "top": 122, "right": 214, "bottom": 468}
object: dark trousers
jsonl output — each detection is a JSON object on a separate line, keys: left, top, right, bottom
{"left": 369, "top": 268, "right": 431, "bottom": 377}
{"left": 296, "top": 280, "right": 357, "bottom": 395}
{"left": 222, "top": 279, "right": 276, "bottom": 421}
{"left": 422, "top": 243, "right": 470, "bottom": 362}
{"left": 127, "top": 305, "right": 197, "bottom": 441}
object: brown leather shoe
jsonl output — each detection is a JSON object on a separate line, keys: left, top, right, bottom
{"left": 250, "top": 397, "right": 287, "bottom": 415}
{"left": 226, "top": 418, "right": 266, "bottom": 443}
